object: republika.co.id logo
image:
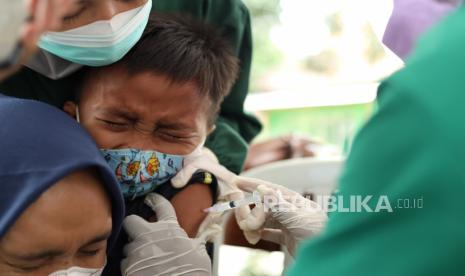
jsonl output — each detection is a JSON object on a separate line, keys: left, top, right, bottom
{"left": 263, "top": 194, "right": 424, "bottom": 213}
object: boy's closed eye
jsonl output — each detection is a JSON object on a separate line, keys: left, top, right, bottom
{"left": 98, "top": 118, "right": 133, "bottom": 131}
{"left": 97, "top": 118, "right": 198, "bottom": 138}
{"left": 156, "top": 130, "right": 197, "bottom": 142}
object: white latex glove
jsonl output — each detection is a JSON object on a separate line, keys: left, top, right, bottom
{"left": 235, "top": 177, "right": 328, "bottom": 257}
{"left": 171, "top": 148, "right": 236, "bottom": 190}
{"left": 170, "top": 151, "right": 326, "bottom": 250}
{"left": 171, "top": 148, "right": 257, "bottom": 243}
{"left": 121, "top": 193, "right": 219, "bottom": 276}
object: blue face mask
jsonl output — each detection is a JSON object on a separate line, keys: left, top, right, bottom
{"left": 37, "top": 0, "right": 152, "bottom": 67}
{"left": 75, "top": 106, "right": 203, "bottom": 199}
{"left": 101, "top": 146, "right": 202, "bottom": 200}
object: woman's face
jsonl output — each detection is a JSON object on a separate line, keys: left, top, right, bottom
{"left": 60, "top": 0, "right": 148, "bottom": 31}
{"left": 0, "top": 169, "right": 112, "bottom": 275}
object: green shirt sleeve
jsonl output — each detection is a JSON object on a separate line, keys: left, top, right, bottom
{"left": 154, "top": 0, "right": 262, "bottom": 173}
{"left": 289, "top": 82, "right": 465, "bottom": 276}
{"left": 287, "top": 8, "right": 465, "bottom": 275}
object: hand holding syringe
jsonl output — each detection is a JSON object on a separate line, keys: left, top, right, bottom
{"left": 170, "top": 150, "right": 326, "bottom": 248}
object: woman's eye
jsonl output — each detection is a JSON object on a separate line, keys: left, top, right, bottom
{"left": 79, "top": 249, "right": 102, "bottom": 257}
{"left": 62, "top": 5, "right": 87, "bottom": 22}
{"left": 122, "top": 0, "right": 147, "bottom": 4}
{"left": 18, "top": 265, "right": 42, "bottom": 272}
{"left": 8, "top": 262, "right": 43, "bottom": 272}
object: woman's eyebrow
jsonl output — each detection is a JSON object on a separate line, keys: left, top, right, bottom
{"left": 82, "top": 231, "right": 112, "bottom": 247}
{"left": 3, "top": 231, "right": 111, "bottom": 261}
{"left": 63, "top": 0, "right": 89, "bottom": 20}
{"left": 75, "top": 0, "right": 91, "bottom": 6}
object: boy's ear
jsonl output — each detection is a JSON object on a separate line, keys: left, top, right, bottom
{"left": 63, "top": 101, "right": 77, "bottom": 120}
{"left": 208, "top": 124, "right": 216, "bottom": 135}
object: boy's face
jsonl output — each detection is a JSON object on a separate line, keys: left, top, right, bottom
{"left": 64, "top": 66, "right": 211, "bottom": 155}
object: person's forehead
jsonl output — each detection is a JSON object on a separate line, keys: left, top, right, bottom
{"left": 82, "top": 69, "right": 209, "bottom": 120}
{"left": 4, "top": 170, "right": 112, "bottom": 240}
{"left": 85, "top": 68, "right": 200, "bottom": 98}
{"left": 0, "top": 172, "right": 112, "bottom": 257}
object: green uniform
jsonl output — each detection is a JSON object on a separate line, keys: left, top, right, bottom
{"left": 288, "top": 7, "right": 465, "bottom": 276}
{"left": 0, "top": 0, "right": 261, "bottom": 174}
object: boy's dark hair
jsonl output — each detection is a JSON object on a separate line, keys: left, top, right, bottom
{"left": 118, "top": 13, "right": 240, "bottom": 124}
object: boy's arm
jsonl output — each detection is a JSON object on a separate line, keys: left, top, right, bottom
{"left": 170, "top": 183, "right": 212, "bottom": 237}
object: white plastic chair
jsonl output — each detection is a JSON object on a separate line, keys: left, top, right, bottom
{"left": 241, "top": 157, "right": 344, "bottom": 197}
{"left": 213, "top": 157, "right": 345, "bottom": 275}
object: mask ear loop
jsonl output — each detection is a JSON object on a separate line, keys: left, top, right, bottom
{"left": 75, "top": 105, "right": 81, "bottom": 123}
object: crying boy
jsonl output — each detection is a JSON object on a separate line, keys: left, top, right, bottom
{"left": 63, "top": 13, "right": 239, "bottom": 274}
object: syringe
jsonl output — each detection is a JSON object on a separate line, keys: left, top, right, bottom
{"left": 204, "top": 191, "right": 261, "bottom": 213}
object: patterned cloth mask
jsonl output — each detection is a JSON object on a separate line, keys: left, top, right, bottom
{"left": 76, "top": 106, "right": 203, "bottom": 199}
{"left": 101, "top": 146, "right": 202, "bottom": 200}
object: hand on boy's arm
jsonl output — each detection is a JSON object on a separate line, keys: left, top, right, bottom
{"left": 171, "top": 148, "right": 237, "bottom": 189}
{"left": 171, "top": 147, "right": 267, "bottom": 244}
{"left": 171, "top": 148, "right": 226, "bottom": 237}
{"left": 122, "top": 194, "right": 217, "bottom": 276}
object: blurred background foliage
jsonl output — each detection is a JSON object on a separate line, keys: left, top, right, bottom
{"left": 243, "top": 0, "right": 283, "bottom": 91}
{"left": 239, "top": 0, "right": 401, "bottom": 153}
{"left": 243, "top": 0, "right": 395, "bottom": 91}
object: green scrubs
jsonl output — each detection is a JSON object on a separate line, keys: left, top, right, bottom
{"left": 287, "top": 7, "right": 465, "bottom": 276}
{"left": 0, "top": 0, "right": 261, "bottom": 174}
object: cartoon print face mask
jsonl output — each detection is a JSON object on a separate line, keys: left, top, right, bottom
{"left": 75, "top": 105, "right": 204, "bottom": 199}
{"left": 101, "top": 145, "right": 202, "bottom": 200}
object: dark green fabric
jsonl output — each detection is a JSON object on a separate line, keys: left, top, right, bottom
{"left": 0, "top": 0, "right": 261, "bottom": 174}
{"left": 0, "top": 67, "right": 80, "bottom": 107}
{"left": 288, "top": 7, "right": 465, "bottom": 276}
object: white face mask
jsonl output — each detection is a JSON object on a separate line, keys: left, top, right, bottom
{"left": 26, "top": 50, "right": 83, "bottom": 80}
{"left": 48, "top": 265, "right": 104, "bottom": 276}
{"left": 35, "top": 0, "right": 152, "bottom": 68}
